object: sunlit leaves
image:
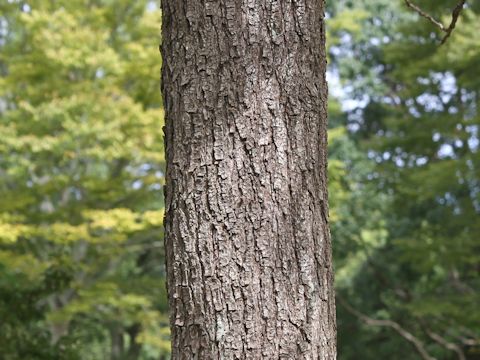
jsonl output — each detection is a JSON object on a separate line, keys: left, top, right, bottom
{"left": 0, "top": 1, "right": 167, "bottom": 358}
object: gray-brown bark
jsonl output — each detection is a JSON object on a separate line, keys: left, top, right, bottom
{"left": 161, "top": 1, "right": 336, "bottom": 358}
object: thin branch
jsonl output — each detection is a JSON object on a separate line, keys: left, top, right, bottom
{"left": 441, "top": 0, "right": 467, "bottom": 44}
{"left": 337, "top": 295, "right": 436, "bottom": 360}
{"left": 456, "top": 335, "right": 480, "bottom": 347}
{"left": 425, "top": 330, "right": 466, "bottom": 360}
{"left": 403, "top": 0, "right": 467, "bottom": 44}
{"left": 452, "top": 326, "right": 480, "bottom": 347}
{"left": 436, "top": 321, "right": 480, "bottom": 347}
{"left": 404, "top": 0, "right": 445, "bottom": 31}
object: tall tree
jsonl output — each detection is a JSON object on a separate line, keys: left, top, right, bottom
{"left": 161, "top": 1, "right": 336, "bottom": 358}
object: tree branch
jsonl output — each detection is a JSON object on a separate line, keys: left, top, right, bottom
{"left": 337, "top": 295, "right": 436, "bottom": 360}
{"left": 403, "top": 0, "right": 467, "bottom": 44}
{"left": 404, "top": 0, "right": 445, "bottom": 31}
{"left": 425, "top": 330, "right": 466, "bottom": 360}
{"left": 441, "top": 0, "right": 467, "bottom": 44}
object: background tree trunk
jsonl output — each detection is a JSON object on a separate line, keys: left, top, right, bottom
{"left": 161, "top": 1, "right": 336, "bottom": 358}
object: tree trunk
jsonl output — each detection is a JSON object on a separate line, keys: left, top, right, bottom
{"left": 161, "top": 1, "right": 336, "bottom": 359}
{"left": 110, "top": 326, "right": 124, "bottom": 360}
{"left": 126, "top": 324, "right": 142, "bottom": 360}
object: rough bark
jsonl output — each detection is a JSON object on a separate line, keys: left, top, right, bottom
{"left": 161, "top": 1, "right": 336, "bottom": 359}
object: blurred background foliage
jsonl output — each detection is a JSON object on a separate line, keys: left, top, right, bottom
{"left": 0, "top": 0, "right": 478, "bottom": 359}
{"left": 328, "top": 1, "right": 480, "bottom": 359}
{"left": 0, "top": 0, "right": 168, "bottom": 359}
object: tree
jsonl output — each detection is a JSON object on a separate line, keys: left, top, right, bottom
{"left": 161, "top": 1, "right": 336, "bottom": 358}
